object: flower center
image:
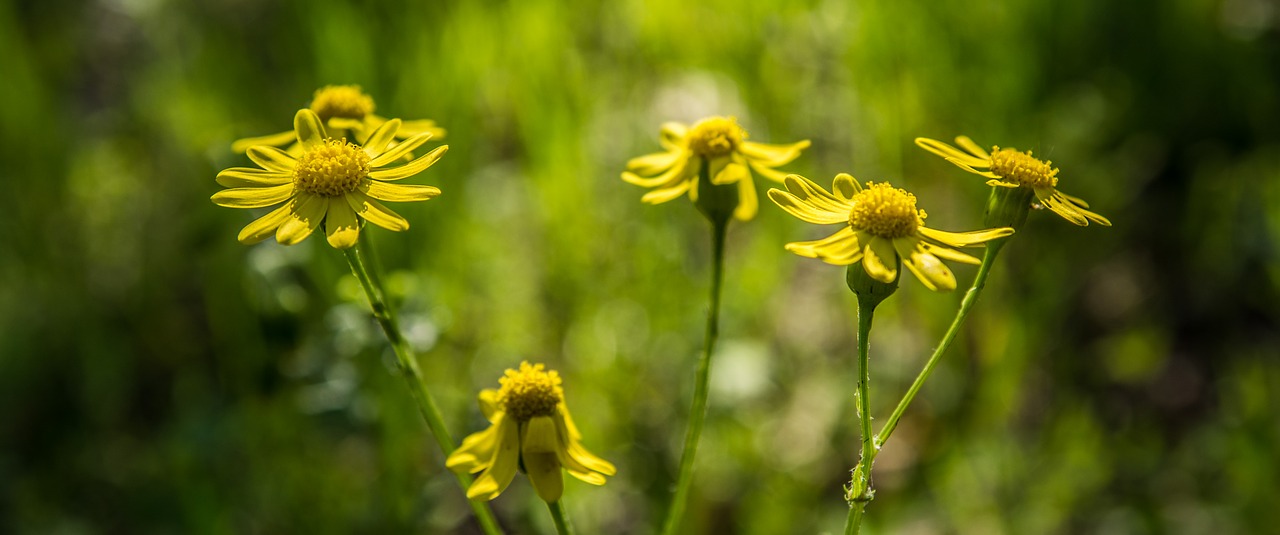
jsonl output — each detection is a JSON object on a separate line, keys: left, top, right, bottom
{"left": 498, "top": 362, "right": 563, "bottom": 422}
{"left": 989, "top": 147, "right": 1059, "bottom": 189}
{"left": 293, "top": 139, "right": 370, "bottom": 197}
{"left": 309, "top": 85, "right": 376, "bottom": 122}
{"left": 687, "top": 116, "right": 745, "bottom": 158}
{"left": 848, "top": 182, "right": 925, "bottom": 239}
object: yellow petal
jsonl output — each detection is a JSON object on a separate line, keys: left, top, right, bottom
{"left": 952, "top": 161, "right": 1003, "bottom": 179}
{"left": 398, "top": 119, "right": 445, "bottom": 139}
{"left": 327, "top": 117, "right": 365, "bottom": 132}
{"left": 347, "top": 192, "right": 409, "bottom": 231}
{"left": 325, "top": 196, "right": 360, "bottom": 249}
{"left": 626, "top": 150, "right": 683, "bottom": 175}
{"left": 366, "top": 181, "right": 442, "bottom": 202}
{"left": 893, "top": 237, "right": 955, "bottom": 292}
{"left": 767, "top": 188, "right": 846, "bottom": 225}
{"left": 914, "top": 137, "right": 989, "bottom": 168}
{"left": 294, "top": 109, "right": 326, "bottom": 149}
{"left": 247, "top": 146, "right": 298, "bottom": 173}
{"left": 479, "top": 389, "right": 501, "bottom": 423}
{"left": 922, "top": 242, "right": 981, "bottom": 265}
{"left": 524, "top": 451, "right": 563, "bottom": 503}
{"left": 237, "top": 199, "right": 297, "bottom": 244}
{"left": 985, "top": 179, "right": 1021, "bottom": 188}
{"left": 446, "top": 420, "right": 500, "bottom": 474}
{"left": 659, "top": 122, "right": 688, "bottom": 150}
{"left": 783, "top": 174, "right": 849, "bottom": 214}
{"left": 783, "top": 226, "right": 857, "bottom": 258}
{"left": 1059, "top": 191, "right": 1091, "bottom": 208}
{"left": 1052, "top": 190, "right": 1111, "bottom": 226}
{"left": 739, "top": 139, "right": 810, "bottom": 167}
{"left": 918, "top": 226, "right": 1014, "bottom": 247}
{"left": 554, "top": 408, "right": 616, "bottom": 476}
{"left": 747, "top": 159, "right": 789, "bottom": 182}
{"left": 641, "top": 180, "right": 691, "bottom": 204}
{"left": 216, "top": 167, "right": 292, "bottom": 188}
{"left": 467, "top": 416, "right": 520, "bottom": 501}
{"left": 211, "top": 183, "right": 295, "bottom": 208}
{"left": 1037, "top": 190, "right": 1089, "bottom": 226}
{"left": 832, "top": 173, "right": 862, "bottom": 201}
{"left": 711, "top": 160, "right": 749, "bottom": 186}
{"left": 231, "top": 130, "right": 296, "bottom": 153}
{"left": 370, "top": 132, "right": 434, "bottom": 167}
{"left": 370, "top": 145, "right": 447, "bottom": 181}
{"left": 861, "top": 236, "right": 898, "bottom": 283}
{"left": 622, "top": 156, "right": 691, "bottom": 188}
{"left": 275, "top": 193, "right": 326, "bottom": 245}
{"left": 953, "top": 136, "right": 991, "bottom": 159}
{"left": 362, "top": 118, "right": 401, "bottom": 158}
{"left": 522, "top": 416, "right": 559, "bottom": 453}
{"left": 733, "top": 174, "right": 758, "bottom": 221}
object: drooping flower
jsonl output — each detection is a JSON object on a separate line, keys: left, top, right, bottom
{"left": 231, "top": 85, "right": 445, "bottom": 155}
{"left": 212, "top": 109, "right": 447, "bottom": 249}
{"left": 915, "top": 136, "right": 1111, "bottom": 226}
{"left": 446, "top": 362, "right": 616, "bottom": 503}
{"left": 768, "top": 174, "right": 1014, "bottom": 291}
{"left": 622, "top": 116, "right": 809, "bottom": 221}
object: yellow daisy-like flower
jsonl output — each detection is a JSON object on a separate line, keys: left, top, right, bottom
{"left": 768, "top": 174, "right": 1014, "bottom": 291}
{"left": 211, "top": 109, "right": 447, "bottom": 249}
{"left": 915, "top": 136, "right": 1112, "bottom": 226}
{"left": 446, "top": 362, "right": 616, "bottom": 503}
{"left": 622, "top": 116, "right": 810, "bottom": 221}
{"left": 231, "top": 85, "right": 445, "bottom": 154}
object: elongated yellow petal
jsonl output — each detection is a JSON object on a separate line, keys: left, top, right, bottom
{"left": 832, "top": 173, "right": 862, "bottom": 201}
{"left": 348, "top": 192, "right": 409, "bottom": 231}
{"left": 362, "top": 118, "right": 400, "bottom": 159}
{"left": 275, "top": 193, "right": 326, "bottom": 245}
{"left": 247, "top": 146, "right": 298, "bottom": 173}
{"left": 659, "top": 122, "right": 688, "bottom": 150}
{"left": 327, "top": 117, "right": 365, "bottom": 132}
{"left": 522, "top": 416, "right": 564, "bottom": 502}
{"left": 922, "top": 242, "right": 981, "bottom": 265}
{"left": 641, "top": 181, "right": 691, "bottom": 204}
{"left": 622, "top": 156, "right": 690, "bottom": 188}
{"left": 231, "top": 130, "right": 296, "bottom": 153}
{"left": 1037, "top": 190, "right": 1089, "bottom": 226}
{"left": 783, "top": 226, "right": 856, "bottom": 258}
{"left": 734, "top": 174, "right": 758, "bottom": 221}
{"left": 467, "top": 416, "right": 520, "bottom": 501}
{"left": 1051, "top": 190, "right": 1111, "bottom": 225}
{"left": 555, "top": 408, "right": 615, "bottom": 476}
{"left": 986, "top": 179, "right": 1021, "bottom": 188}
{"left": 370, "top": 132, "right": 434, "bottom": 167}
{"left": 325, "top": 196, "right": 360, "bottom": 249}
{"left": 626, "top": 150, "right": 683, "bottom": 175}
{"left": 894, "top": 237, "right": 955, "bottom": 291}
{"left": 370, "top": 145, "right": 447, "bottom": 181}
{"left": 953, "top": 136, "right": 991, "bottom": 159}
{"left": 953, "top": 161, "right": 1003, "bottom": 179}
{"left": 479, "top": 389, "right": 501, "bottom": 423}
{"left": 294, "top": 109, "right": 326, "bottom": 149}
{"left": 398, "top": 119, "right": 445, "bottom": 139}
{"left": 861, "top": 236, "right": 898, "bottom": 283}
{"left": 211, "top": 183, "right": 295, "bottom": 208}
{"left": 711, "top": 160, "right": 749, "bottom": 186}
{"left": 739, "top": 139, "right": 810, "bottom": 167}
{"left": 783, "top": 174, "right": 849, "bottom": 214}
{"left": 365, "top": 181, "right": 442, "bottom": 202}
{"left": 915, "top": 137, "right": 989, "bottom": 168}
{"left": 216, "top": 168, "right": 292, "bottom": 188}
{"left": 446, "top": 419, "right": 500, "bottom": 474}
{"left": 767, "top": 188, "right": 847, "bottom": 225}
{"left": 918, "top": 226, "right": 1014, "bottom": 247}
{"left": 1059, "top": 191, "right": 1091, "bottom": 208}
{"left": 748, "top": 159, "right": 789, "bottom": 182}
{"left": 237, "top": 199, "right": 297, "bottom": 244}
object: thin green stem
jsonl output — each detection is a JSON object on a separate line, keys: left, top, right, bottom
{"left": 843, "top": 299, "right": 879, "bottom": 535}
{"left": 342, "top": 239, "right": 503, "bottom": 535}
{"left": 874, "top": 240, "right": 1006, "bottom": 449}
{"left": 661, "top": 217, "right": 728, "bottom": 535}
{"left": 547, "top": 500, "right": 575, "bottom": 535}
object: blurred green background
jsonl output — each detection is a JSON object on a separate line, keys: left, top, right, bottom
{"left": 2, "top": 0, "right": 1278, "bottom": 533}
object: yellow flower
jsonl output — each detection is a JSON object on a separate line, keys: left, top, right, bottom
{"left": 915, "top": 136, "right": 1112, "bottom": 226}
{"left": 211, "top": 109, "right": 447, "bottom": 249}
{"left": 622, "top": 116, "right": 810, "bottom": 221}
{"left": 231, "top": 85, "right": 445, "bottom": 154}
{"left": 768, "top": 174, "right": 1014, "bottom": 291}
{"left": 446, "top": 362, "right": 616, "bottom": 503}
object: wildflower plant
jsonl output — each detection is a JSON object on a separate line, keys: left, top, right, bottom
{"left": 448, "top": 362, "right": 615, "bottom": 533}
{"left": 231, "top": 85, "right": 445, "bottom": 155}
{"left": 623, "top": 117, "right": 808, "bottom": 535}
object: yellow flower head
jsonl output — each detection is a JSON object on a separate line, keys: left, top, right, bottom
{"left": 446, "top": 362, "right": 616, "bottom": 503}
{"left": 621, "top": 116, "right": 810, "bottom": 221}
{"left": 211, "top": 109, "right": 448, "bottom": 249}
{"left": 231, "top": 85, "right": 446, "bottom": 154}
{"left": 915, "top": 136, "right": 1111, "bottom": 226}
{"left": 768, "top": 174, "right": 1015, "bottom": 292}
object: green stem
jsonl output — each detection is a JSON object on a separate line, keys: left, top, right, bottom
{"left": 874, "top": 240, "right": 1006, "bottom": 449}
{"left": 548, "top": 500, "right": 575, "bottom": 535}
{"left": 843, "top": 298, "right": 879, "bottom": 535}
{"left": 342, "top": 239, "right": 504, "bottom": 535}
{"left": 661, "top": 217, "right": 729, "bottom": 535}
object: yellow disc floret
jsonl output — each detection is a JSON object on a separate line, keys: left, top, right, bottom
{"left": 848, "top": 182, "right": 925, "bottom": 239}
{"left": 989, "top": 147, "right": 1059, "bottom": 189}
{"left": 498, "top": 361, "right": 563, "bottom": 422}
{"left": 687, "top": 116, "right": 745, "bottom": 158}
{"left": 293, "top": 139, "right": 370, "bottom": 197}
{"left": 309, "top": 85, "right": 376, "bottom": 121}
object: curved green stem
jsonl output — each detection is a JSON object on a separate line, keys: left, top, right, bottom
{"left": 874, "top": 240, "right": 1006, "bottom": 449}
{"left": 342, "top": 239, "right": 504, "bottom": 535}
{"left": 843, "top": 298, "right": 879, "bottom": 535}
{"left": 661, "top": 217, "right": 728, "bottom": 535}
{"left": 548, "top": 500, "right": 575, "bottom": 535}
